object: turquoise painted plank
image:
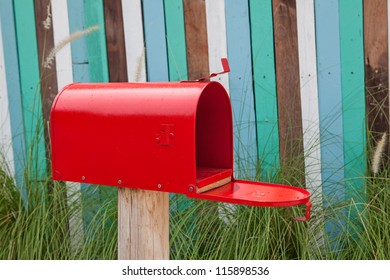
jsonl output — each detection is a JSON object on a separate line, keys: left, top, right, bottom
{"left": 164, "top": 0, "right": 188, "bottom": 81}
{"left": 339, "top": 0, "right": 366, "bottom": 220}
{"left": 142, "top": 0, "right": 169, "bottom": 82}
{"left": 84, "top": 0, "right": 109, "bottom": 83}
{"left": 13, "top": 0, "right": 47, "bottom": 181}
{"left": 0, "top": 0, "right": 26, "bottom": 188}
{"left": 248, "top": 0, "right": 280, "bottom": 180}
{"left": 315, "top": 0, "right": 346, "bottom": 239}
{"left": 225, "top": 0, "right": 258, "bottom": 178}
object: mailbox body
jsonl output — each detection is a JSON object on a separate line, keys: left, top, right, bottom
{"left": 51, "top": 82, "right": 233, "bottom": 194}
{"left": 51, "top": 81, "right": 311, "bottom": 216}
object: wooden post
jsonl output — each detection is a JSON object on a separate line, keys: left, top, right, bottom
{"left": 118, "top": 188, "right": 169, "bottom": 260}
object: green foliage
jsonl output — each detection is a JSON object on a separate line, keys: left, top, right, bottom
{"left": 1, "top": 160, "right": 390, "bottom": 259}
{"left": 0, "top": 168, "right": 117, "bottom": 259}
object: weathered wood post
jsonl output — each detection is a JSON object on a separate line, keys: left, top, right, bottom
{"left": 118, "top": 189, "right": 169, "bottom": 259}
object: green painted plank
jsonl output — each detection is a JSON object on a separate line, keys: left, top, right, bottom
{"left": 14, "top": 0, "right": 47, "bottom": 180}
{"left": 249, "top": 0, "right": 280, "bottom": 180}
{"left": 84, "top": 0, "right": 109, "bottom": 82}
{"left": 164, "top": 0, "right": 188, "bottom": 81}
{"left": 339, "top": 0, "right": 366, "bottom": 212}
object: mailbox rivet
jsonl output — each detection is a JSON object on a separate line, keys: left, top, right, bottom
{"left": 188, "top": 185, "right": 195, "bottom": 192}
{"left": 157, "top": 184, "right": 162, "bottom": 189}
{"left": 155, "top": 137, "right": 160, "bottom": 143}
{"left": 82, "top": 176, "right": 85, "bottom": 181}
{"left": 118, "top": 180, "right": 122, "bottom": 185}
{"left": 169, "top": 133, "right": 174, "bottom": 138}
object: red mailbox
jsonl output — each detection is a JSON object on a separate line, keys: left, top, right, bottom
{"left": 50, "top": 81, "right": 311, "bottom": 220}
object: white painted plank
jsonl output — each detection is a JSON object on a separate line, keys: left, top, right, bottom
{"left": 296, "top": 0, "right": 323, "bottom": 245}
{"left": 296, "top": 0, "right": 323, "bottom": 203}
{"left": 52, "top": 0, "right": 82, "bottom": 248}
{"left": 52, "top": 0, "right": 74, "bottom": 90}
{"left": 121, "top": 0, "right": 146, "bottom": 82}
{"left": 205, "top": 0, "right": 229, "bottom": 93}
{"left": 0, "top": 19, "right": 15, "bottom": 178}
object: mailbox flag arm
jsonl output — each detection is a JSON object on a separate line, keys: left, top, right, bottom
{"left": 196, "top": 58, "right": 230, "bottom": 81}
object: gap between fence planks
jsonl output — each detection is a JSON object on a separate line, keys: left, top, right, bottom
{"left": 118, "top": 188, "right": 169, "bottom": 260}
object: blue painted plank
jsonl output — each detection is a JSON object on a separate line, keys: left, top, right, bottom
{"left": 142, "top": 0, "right": 169, "bottom": 82}
{"left": 225, "top": 0, "right": 258, "bottom": 179}
{"left": 0, "top": 0, "right": 26, "bottom": 189}
{"left": 315, "top": 0, "right": 346, "bottom": 239}
{"left": 67, "top": 0, "right": 102, "bottom": 228}
{"left": 68, "top": 0, "right": 90, "bottom": 83}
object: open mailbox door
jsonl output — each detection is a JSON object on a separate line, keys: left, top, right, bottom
{"left": 50, "top": 81, "right": 311, "bottom": 221}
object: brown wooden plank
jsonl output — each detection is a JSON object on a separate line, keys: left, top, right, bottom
{"left": 364, "top": 0, "right": 389, "bottom": 163}
{"left": 34, "top": 0, "right": 58, "bottom": 157}
{"left": 272, "top": 0, "right": 304, "bottom": 177}
{"left": 104, "top": 0, "right": 128, "bottom": 82}
{"left": 183, "top": 0, "right": 209, "bottom": 80}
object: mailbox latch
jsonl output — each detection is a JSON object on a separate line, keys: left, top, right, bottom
{"left": 156, "top": 124, "right": 175, "bottom": 146}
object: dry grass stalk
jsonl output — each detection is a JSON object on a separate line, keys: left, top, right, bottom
{"left": 43, "top": 2, "right": 52, "bottom": 30}
{"left": 43, "top": 25, "right": 99, "bottom": 69}
{"left": 372, "top": 132, "right": 387, "bottom": 175}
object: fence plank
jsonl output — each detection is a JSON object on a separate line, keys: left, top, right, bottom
{"left": 296, "top": 0, "right": 322, "bottom": 207}
{"left": 104, "top": 0, "right": 128, "bottom": 82}
{"left": 364, "top": 0, "right": 389, "bottom": 163}
{"left": 0, "top": 18, "right": 15, "bottom": 177}
{"left": 14, "top": 0, "right": 47, "bottom": 181}
{"left": 52, "top": 0, "right": 83, "bottom": 248}
{"left": 164, "top": 0, "right": 188, "bottom": 81}
{"left": 183, "top": 0, "right": 209, "bottom": 80}
{"left": 0, "top": 0, "right": 26, "bottom": 187}
{"left": 315, "top": 0, "right": 346, "bottom": 239}
{"left": 205, "top": 0, "right": 229, "bottom": 91}
{"left": 296, "top": 0, "right": 324, "bottom": 246}
{"left": 142, "top": 0, "right": 169, "bottom": 82}
{"left": 249, "top": 0, "right": 280, "bottom": 180}
{"left": 52, "top": 0, "right": 73, "bottom": 90}
{"left": 273, "top": 0, "right": 304, "bottom": 181}
{"left": 84, "top": 0, "right": 109, "bottom": 83}
{"left": 339, "top": 0, "right": 366, "bottom": 214}
{"left": 225, "top": 0, "right": 257, "bottom": 178}
{"left": 67, "top": 0, "right": 90, "bottom": 82}
{"left": 67, "top": 0, "right": 105, "bottom": 229}
{"left": 34, "top": 0, "right": 58, "bottom": 161}
{"left": 121, "top": 0, "right": 146, "bottom": 82}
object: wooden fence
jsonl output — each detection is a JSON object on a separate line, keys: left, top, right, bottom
{"left": 0, "top": 0, "right": 388, "bottom": 235}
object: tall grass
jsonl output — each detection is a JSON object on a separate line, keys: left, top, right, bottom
{"left": 1, "top": 134, "right": 390, "bottom": 259}
{"left": 0, "top": 166, "right": 117, "bottom": 259}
